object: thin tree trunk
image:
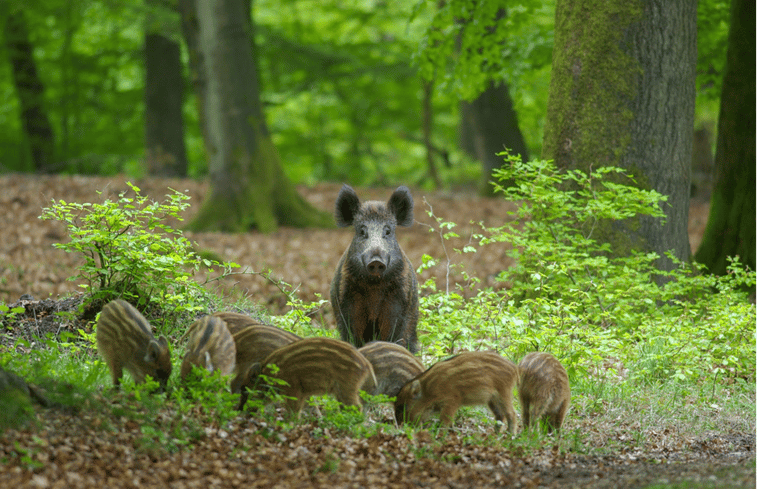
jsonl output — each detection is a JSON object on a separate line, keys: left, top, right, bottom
{"left": 144, "top": 32, "right": 188, "bottom": 177}
{"left": 543, "top": 0, "right": 695, "bottom": 272}
{"left": 694, "top": 0, "right": 756, "bottom": 275}
{"left": 423, "top": 80, "right": 441, "bottom": 188}
{"left": 178, "top": 0, "right": 211, "bottom": 154}
{"left": 5, "top": 10, "right": 55, "bottom": 172}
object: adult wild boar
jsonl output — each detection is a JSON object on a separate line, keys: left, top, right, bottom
{"left": 330, "top": 184, "right": 419, "bottom": 353}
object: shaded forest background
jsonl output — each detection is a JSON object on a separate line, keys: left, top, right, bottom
{"left": 0, "top": 0, "right": 726, "bottom": 184}
{"left": 0, "top": 0, "right": 752, "bottom": 272}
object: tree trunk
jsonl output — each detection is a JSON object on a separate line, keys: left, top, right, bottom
{"left": 5, "top": 9, "right": 56, "bottom": 173}
{"left": 690, "top": 125, "right": 715, "bottom": 200}
{"left": 542, "top": 0, "right": 696, "bottom": 272}
{"left": 178, "top": 0, "right": 210, "bottom": 152}
{"left": 186, "top": 0, "right": 331, "bottom": 233}
{"left": 459, "top": 81, "right": 529, "bottom": 195}
{"left": 422, "top": 80, "right": 441, "bottom": 189}
{"left": 144, "top": 32, "right": 188, "bottom": 177}
{"left": 694, "top": 0, "right": 756, "bottom": 275}
{"left": 454, "top": 7, "right": 530, "bottom": 195}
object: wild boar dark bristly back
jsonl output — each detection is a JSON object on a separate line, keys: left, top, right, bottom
{"left": 330, "top": 184, "right": 420, "bottom": 353}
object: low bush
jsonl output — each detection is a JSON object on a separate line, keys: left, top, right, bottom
{"left": 39, "top": 182, "right": 239, "bottom": 333}
{"left": 419, "top": 155, "right": 755, "bottom": 385}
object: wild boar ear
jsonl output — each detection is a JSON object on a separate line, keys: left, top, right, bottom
{"left": 335, "top": 184, "right": 361, "bottom": 227}
{"left": 145, "top": 339, "right": 162, "bottom": 363}
{"left": 388, "top": 186, "right": 414, "bottom": 227}
{"left": 158, "top": 335, "right": 169, "bottom": 348}
{"left": 409, "top": 379, "right": 422, "bottom": 400}
{"left": 204, "top": 351, "right": 214, "bottom": 373}
{"left": 250, "top": 362, "right": 262, "bottom": 377}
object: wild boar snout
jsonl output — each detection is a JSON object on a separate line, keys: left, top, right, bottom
{"left": 363, "top": 247, "right": 389, "bottom": 277}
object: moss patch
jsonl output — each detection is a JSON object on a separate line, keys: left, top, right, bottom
{"left": 542, "top": 1, "right": 643, "bottom": 168}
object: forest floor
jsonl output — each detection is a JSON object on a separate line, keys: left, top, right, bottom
{"left": 0, "top": 174, "right": 754, "bottom": 488}
{"left": 0, "top": 173, "right": 714, "bottom": 313}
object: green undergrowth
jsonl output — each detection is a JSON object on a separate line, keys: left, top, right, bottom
{"left": 1, "top": 157, "right": 754, "bottom": 459}
{"left": 417, "top": 155, "right": 755, "bottom": 387}
{"left": 38, "top": 182, "right": 243, "bottom": 333}
{"left": 0, "top": 319, "right": 753, "bottom": 459}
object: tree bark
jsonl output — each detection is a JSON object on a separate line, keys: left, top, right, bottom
{"left": 144, "top": 32, "right": 188, "bottom": 177}
{"left": 178, "top": 0, "right": 210, "bottom": 152}
{"left": 694, "top": 0, "right": 756, "bottom": 275}
{"left": 542, "top": 0, "right": 696, "bottom": 272}
{"left": 186, "top": 0, "right": 331, "bottom": 233}
{"left": 459, "top": 81, "right": 529, "bottom": 194}
{"left": 454, "top": 7, "right": 530, "bottom": 195}
{"left": 5, "top": 9, "right": 56, "bottom": 172}
{"left": 422, "top": 80, "right": 441, "bottom": 188}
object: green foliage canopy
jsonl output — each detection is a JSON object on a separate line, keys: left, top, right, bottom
{"left": 0, "top": 0, "right": 734, "bottom": 186}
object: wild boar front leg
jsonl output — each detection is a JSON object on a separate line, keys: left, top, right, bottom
{"left": 438, "top": 400, "right": 462, "bottom": 428}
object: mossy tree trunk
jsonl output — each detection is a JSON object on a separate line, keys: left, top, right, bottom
{"left": 542, "top": 0, "right": 696, "bottom": 272}
{"left": 694, "top": 0, "right": 756, "bottom": 275}
{"left": 184, "top": 0, "right": 332, "bottom": 233}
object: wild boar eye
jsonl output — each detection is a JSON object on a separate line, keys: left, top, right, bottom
{"left": 358, "top": 226, "right": 368, "bottom": 239}
{"left": 383, "top": 226, "right": 391, "bottom": 237}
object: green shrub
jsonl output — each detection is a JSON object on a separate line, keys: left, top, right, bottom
{"left": 39, "top": 182, "right": 238, "bottom": 329}
{"left": 482, "top": 154, "right": 669, "bottom": 319}
{"left": 176, "top": 367, "right": 240, "bottom": 427}
{"left": 418, "top": 155, "right": 755, "bottom": 384}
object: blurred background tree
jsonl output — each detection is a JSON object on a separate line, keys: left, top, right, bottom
{"left": 178, "top": 0, "right": 331, "bottom": 232}
{"left": 144, "top": 0, "right": 188, "bottom": 177}
{"left": 694, "top": 0, "right": 755, "bottom": 275}
{"left": 3, "top": 6, "right": 55, "bottom": 172}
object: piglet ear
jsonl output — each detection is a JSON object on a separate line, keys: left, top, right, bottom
{"left": 334, "top": 184, "right": 361, "bottom": 228}
{"left": 145, "top": 339, "right": 161, "bottom": 363}
{"left": 409, "top": 379, "right": 422, "bottom": 400}
{"left": 204, "top": 351, "right": 214, "bottom": 373}
{"left": 388, "top": 186, "right": 414, "bottom": 227}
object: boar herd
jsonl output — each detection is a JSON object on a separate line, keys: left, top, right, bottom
{"left": 95, "top": 185, "right": 571, "bottom": 434}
